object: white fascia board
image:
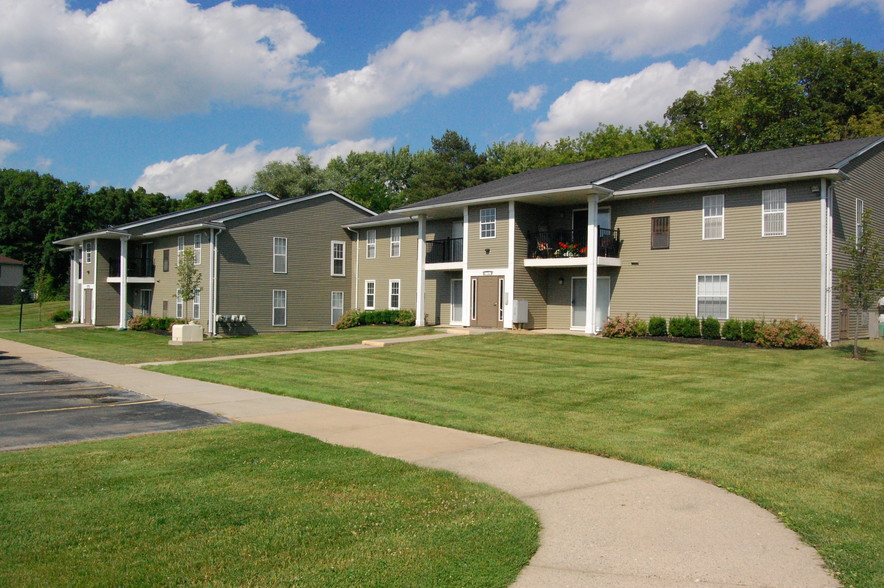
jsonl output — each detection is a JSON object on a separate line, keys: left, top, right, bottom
{"left": 53, "top": 229, "right": 130, "bottom": 246}
{"left": 344, "top": 217, "right": 414, "bottom": 229}
{"left": 831, "top": 136, "right": 884, "bottom": 169}
{"left": 217, "top": 190, "right": 376, "bottom": 222}
{"left": 612, "top": 169, "right": 847, "bottom": 199}
{"left": 117, "top": 192, "right": 277, "bottom": 231}
{"left": 396, "top": 185, "right": 614, "bottom": 214}
{"left": 142, "top": 222, "right": 225, "bottom": 237}
{"left": 595, "top": 144, "right": 716, "bottom": 186}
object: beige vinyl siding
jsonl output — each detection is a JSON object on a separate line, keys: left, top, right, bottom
{"left": 546, "top": 268, "right": 586, "bottom": 328}
{"left": 467, "top": 203, "right": 508, "bottom": 268}
{"left": 609, "top": 181, "right": 824, "bottom": 325}
{"left": 148, "top": 234, "right": 183, "bottom": 320}
{"left": 830, "top": 145, "right": 884, "bottom": 341}
{"left": 357, "top": 223, "right": 419, "bottom": 312}
{"left": 93, "top": 239, "right": 118, "bottom": 326}
{"left": 423, "top": 270, "right": 444, "bottom": 325}
{"left": 217, "top": 194, "right": 370, "bottom": 332}
{"left": 514, "top": 203, "right": 548, "bottom": 329}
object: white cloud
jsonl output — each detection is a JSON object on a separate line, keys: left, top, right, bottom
{"left": 744, "top": 1, "right": 800, "bottom": 30}
{"left": 534, "top": 37, "right": 769, "bottom": 143}
{"left": 544, "top": 0, "right": 742, "bottom": 60}
{"left": 0, "top": 0, "right": 319, "bottom": 130}
{"left": 801, "top": 0, "right": 884, "bottom": 19}
{"left": 495, "top": 0, "right": 558, "bottom": 18}
{"left": 0, "top": 139, "right": 18, "bottom": 164}
{"left": 508, "top": 85, "right": 547, "bottom": 111}
{"left": 309, "top": 138, "right": 397, "bottom": 167}
{"left": 301, "top": 12, "right": 518, "bottom": 143}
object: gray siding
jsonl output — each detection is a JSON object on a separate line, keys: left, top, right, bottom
{"left": 467, "top": 203, "right": 509, "bottom": 268}
{"left": 355, "top": 222, "right": 419, "bottom": 312}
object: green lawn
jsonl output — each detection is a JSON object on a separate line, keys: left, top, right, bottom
{"left": 148, "top": 334, "right": 884, "bottom": 588}
{"left": 0, "top": 424, "right": 538, "bottom": 587}
{"left": 0, "top": 325, "right": 436, "bottom": 364}
{"left": 0, "top": 300, "right": 68, "bottom": 331}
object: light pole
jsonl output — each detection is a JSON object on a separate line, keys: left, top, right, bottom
{"left": 18, "top": 287, "right": 26, "bottom": 332}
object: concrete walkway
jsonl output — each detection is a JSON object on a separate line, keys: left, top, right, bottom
{"left": 1, "top": 338, "right": 839, "bottom": 588}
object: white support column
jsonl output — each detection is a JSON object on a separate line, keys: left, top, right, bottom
{"left": 585, "top": 194, "right": 599, "bottom": 334}
{"left": 118, "top": 237, "right": 129, "bottom": 329}
{"left": 208, "top": 229, "right": 215, "bottom": 335}
{"left": 416, "top": 214, "right": 427, "bottom": 326}
{"left": 71, "top": 247, "right": 80, "bottom": 323}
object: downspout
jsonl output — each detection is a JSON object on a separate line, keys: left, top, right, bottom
{"left": 416, "top": 215, "right": 427, "bottom": 326}
{"left": 212, "top": 228, "right": 223, "bottom": 335}
{"left": 345, "top": 227, "right": 360, "bottom": 310}
{"left": 208, "top": 228, "right": 215, "bottom": 335}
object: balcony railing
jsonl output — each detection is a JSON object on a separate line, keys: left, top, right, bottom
{"left": 109, "top": 258, "right": 155, "bottom": 278}
{"left": 426, "top": 237, "right": 463, "bottom": 264}
{"left": 527, "top": 228, "right": 621, "bottom": 259}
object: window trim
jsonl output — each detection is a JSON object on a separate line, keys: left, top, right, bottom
{"left": 762, "top": 188, "right": 787, "bottom": 237}
{"left": 272, "top": 289, "right": 287, "bottom": 327}
{"left": 366, "top": 229, "right": 377, "bottom": 259}
{"left": 177, "top": 236, "right": 185, "bottom": 263}
{"left": 84, "top": 241, "right": 93, "bottom": 264}
{"left": 364, "top": 280, "right": 376, "bottom": 310}
{"left": 330, "top": 241, "right": 345, "bottom": 276}
{"left": 193, "top": 234, "right": 202, "bottom": 265}
{"left": 651, "top": 216, "right": 670, "bottom": 250}
{"left": 702, "top": 194, "right": 724, "bottom": 240}
{"left": 479, "top": 208, "right": 496, "bottom": 239}
{"left": 175, "top": 289, "right": 183, "bottom": 319}
{"left": 331, "top": 291, "right": 344, "bottom": 325}
{"left": 273, "top": 237, "right": 287, "bottom": 274}
{"left": 856, "top": 198, "right": 865, "bottom": 240}
{"left": 192, "top": 288, "right": 201, "bottom": 320}
{"left": 696, "top": 274, "right": 729, "bottom": 320}
{"left": 389, "top": 279, "right": 400, "bottom": 310}
{"left": 162, "top": 249, "right": 170, "bottom": 272}
{"left": 390, "top": 226, "right": 401, "bottom": 258}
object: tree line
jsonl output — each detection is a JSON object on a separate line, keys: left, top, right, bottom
{"left": 1, "top": 37, "right": 880, "bottom": 295}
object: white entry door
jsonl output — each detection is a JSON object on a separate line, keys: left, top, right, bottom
{"left": 595, "top": 276, "right": 610, "bottom": 330}
{"left": 571, "top": 277, "right": 586, "bottom": 328}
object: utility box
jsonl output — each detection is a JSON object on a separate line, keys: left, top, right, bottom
{"left": 170, "top": 323, "right": 204, "bottom": 345}
{"left": 511, "top": 300, "right": 528, "bottom": 325}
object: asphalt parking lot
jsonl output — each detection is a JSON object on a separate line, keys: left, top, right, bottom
{"left": 0, "top": 352, "right": 229, "bottom": 451}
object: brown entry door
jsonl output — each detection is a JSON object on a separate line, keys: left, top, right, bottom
{"left": 83, "top": 288, "right": 93, "bottom": 325}
{"left": 471, "top": 276, "right": 503, "bottom": 328}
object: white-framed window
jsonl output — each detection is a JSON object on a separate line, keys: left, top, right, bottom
{"left": 450, "top": 279, "right": 463, "bottom": 324}
{"left": 762, "top": 189, "right": 786, "bottom": 237}
{"left": 366, "top": 230, "right": 376, "bottom": 259}
{"left": 390, "top": 226, "right": 401, "bottom": 258}
{"left": 856, "top": 199, "right": 865, "bottom": 240}
{"left": 193, "top": 234, "right": 202, "bottom": 265}
{"left": 331, "top": 241, "right": 345, "bottom": 276}
{"left": 175, "top": 289, "right": 183, "bottom": 319}
{"left": 364, "top": 280, "right": 375, "bottom": 309}
{"left": 84, "top": 241, "right": 93, "bottom": 264}
{"left": 177, "top": 236, "right": 185, "bottom": 262}
{"left": 697, "top": 275, "right": 729, "bottom": 319}
{"left": 389, "top": 279, "right": 400, "bottom": 310}
{"left": 273, "top": 237, "right": 287, "bottom": 274}
{"left": 702, "top": 195, "right": 724, "bottom": 240}
{"left": 192, "top": 288, "right": 200, "bottom": 320}
{"left": 479, "top": 208, "right": 496, "bottom": 239}
{"left": 331, "top": 291, "right": 344, "bottom": 325}
{"left": 272, "top": 290, "right": 287, "bottom": 326}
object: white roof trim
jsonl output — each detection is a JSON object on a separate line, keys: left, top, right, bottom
{"left": 142, "top": 222, "right": 225, "bottom": 237}
{"left": 397, "top": 185, "right": 614, "bottom": 214}
{"left": 117, "top": 192, "right": 278, "bottom": 230}
{"left": 217, "top": 190, "right": 376, "bottom": 222}
{"left": 53, "top": 229, "right": 130, "bottom": 246}
{"left": 344, "top": 216, "right": 413, "bottom": 229}
{"left": 613, "top": 169, "right": 847, "bottom": 198}
{"left": 595, "top": 144, "right": 716, "bottom": 186}
{"left": 832, "top": 136, "right": 884, "bottom": 169}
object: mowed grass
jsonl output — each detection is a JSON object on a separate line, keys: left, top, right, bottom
{"left": 0, "top": 301, "right": 68, "bottom": 331}
{"left": 150, "top": 334, "right": 884, "bottom": 587}
{"left": 0, "top": 424, "right": 538, "bottom": 587}
{"left": 0, "top": 325, "right": 436, "bottom": 364}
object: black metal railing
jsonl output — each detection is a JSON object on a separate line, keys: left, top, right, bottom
{"left": 426, "top": 237, "right": 463, "bottom": 264}
{"left": 108, "top": 258, "right": 155, "bottom": 278}
{"left": 527, "top": 228, "right": 621, "bottom": 259}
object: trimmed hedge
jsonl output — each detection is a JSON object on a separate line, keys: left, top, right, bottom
{"left": 740, "top": 319, "right": 758, "bottom": 343}
{"left": 669, "top": 316, "right": 701, "bottom": 338}
{"left": 128, "top": 316, "right": 184, "bottom": 332}
{"left": 51, "top": 309, "right": 73, "bottom": 323}
{"left": 721, "top": 318, "right": 742, "bottom": 341}
{"left": 648, "top": 316, "right": 667, "bottom": 337}
{"left": 335, "top": 309, "right": 416, "bottom": 330}
{"left": 701, "top": 317, "right": 721, "bottom": 340}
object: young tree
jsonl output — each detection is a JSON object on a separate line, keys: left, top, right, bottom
{"left": 837, "top": 209, "right": 884, "bottom": 359}
{"left": 33, "top": 268, "right": 54, "bottom": 321}
{"left": 176, "top": 248, "right": 201, "bottom": 323}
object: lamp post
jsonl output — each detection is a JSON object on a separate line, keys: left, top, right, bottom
{"left": 18, "top": 287, "right": 26, "bottom": 333}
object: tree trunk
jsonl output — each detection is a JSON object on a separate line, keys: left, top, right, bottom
{"left": 853, "top": 307, "right": 860, "bottom": 359}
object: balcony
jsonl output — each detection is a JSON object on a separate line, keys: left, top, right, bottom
{"left": 426, "top": 237, "right": 463, "bottom": 264}
{"left": 109, "top": 258, "right": 155, "bottom": 279}
{"left": 526, "top": 228, "right": 622, "bottom": 264}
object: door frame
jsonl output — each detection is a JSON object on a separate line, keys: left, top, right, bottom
{"left": 470, "top": 275, "right": 504, "bottom": 328}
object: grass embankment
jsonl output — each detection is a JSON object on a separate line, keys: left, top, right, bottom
{"left": 149, "top": 334, "right": 884, "bottom": 587}
{"left": 0, "top": 301, "right": 68, "bottom": 331}
{"left": 0, "top": 325, "right": 436, "bottom": 364}
{"left": 0, "top": 424, "right": 538, "bottom": 587}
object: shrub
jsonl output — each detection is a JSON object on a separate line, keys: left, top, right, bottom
{"left": 51, "top": 309, "right": 73, "bottom": 323}
{"left": 601, "top": 314, "right": 647, "bottom": 338}
{"left": 334, "top": 309, "right": 362, "bottom": 330}
{"left": 395, "top": 309, "right": 416, "bottom": 326}
{"left": 648, "top": 316, "right": 667, "bottom": 336}
{"left": 128, "top": 316, "right": 183, "bottom": 332}
{"left": 721, "top": 319, "right": 742, "bottom": 341}
{"left": 754, "top": 319, "right": 826, "bottom": 349}
{"left": 741, "top": 319, "right": 758, "bottom": 343}
{"left": 669, "top": 316, "right": 701, "bottom": 338}
{"left": 701, "top": 317, "right": 721, "bottom": 340}
{"left": 335, "top": 309, "right": 416, "bottom": 330}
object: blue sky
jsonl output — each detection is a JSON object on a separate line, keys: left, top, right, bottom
{"left": 0, "top": 0, "right": 881, "bottom": 196}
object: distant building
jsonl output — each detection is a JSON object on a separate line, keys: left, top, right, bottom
{"left": 0, "top": 255, "right": 25, "bottom": 305}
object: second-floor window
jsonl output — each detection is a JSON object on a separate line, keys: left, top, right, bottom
{"left": 762, "top": 189, "right": 786, "bottom": 237}
{"left": 703, "top": 195, "right": 724, "bottom": 240}
{"left": 366, "top": 230, "right": 376, "bottom": 259}
{"left": 163, "top": 250, "right": 169, "bottom": 272}
{"left": 193, "top": 234, "right": 202, "bottom": 265}
{"left": 651, "top": 216, "right": 670, "bottom": 249}
{"left": 331, "top": 241, "right": 345, "bottom": 276}
{"left": 390, "top": 226, "right": 401, "bottom": 257}
{"left": 177, "top": 236, "right": 185, "bottom": 262}
{"left": 273, "top": 237, "right": 287, "bottom": 273}
{"left": 84, "top": 242, "right": 93, "bottom": 264}
{"left": 480, "top": 208, "right": 496, "bottom": 239}
{"left": 856, "top": 199, "right": 865, "bottom": 239}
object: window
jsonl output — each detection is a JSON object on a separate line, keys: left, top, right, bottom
{"left": 84, "top": 242, "right": 93, "bottom": 264}
{"left": 331, "top": 241, "right": 345, "bottom": 276}
{"left": 697, "top": 275, "right": 729, "bottom": 319}
{"left": 389, "top": 279, "right": 400, "bottom": 310}
{"left": 390, "top": 226, "right": 401, "bottom": 258}
{"left": 856, "top": 199, "right": 865, "bottom": 239}
{"left": 177, "top": 236, "right": 185, "bottom": 262}
{"left": 366, "top": 230, "right": 376, "bottom": 259}
{"left": 364, "top": 280, "right": 375, "bottom": 309}
{"left": 175, "top": 289, "right": 183, "bottom": 319}
{"left": 192, "top": 288, "right": 200, "bottom": 320}
{"left": 273, "top": 237, "right": 287, "bottom": 273}
{"left": 762, "top": 189, "right": 786, "bottom": 236}
{"left": 162, "top": 249, "right": 170, "bottom": 272}
{"left": 331, "top": 291, "right": 344, "bottom": 325}
{"left": 651, "top": 216, "right": 670, "bottom": 249}
{"left": 451, "top": 279, "right": 463, "bottom": 324}
{"left": 193, "top": 234, "right": 202, "bottom": 265}
{"left": 272, "top": 290, "right": 287, "bottom": 326}
{"left": 702, "top": 195, "right": 724, "bottom": 240}
{"left": 480, "top": 208, "right": 496, "bottom": 239}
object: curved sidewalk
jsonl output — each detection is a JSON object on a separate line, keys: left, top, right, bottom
{"left": 2, "top": 339, "right": 839, "bottom": 588}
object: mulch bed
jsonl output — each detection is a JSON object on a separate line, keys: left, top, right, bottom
{"left": 643, "top": 336, "right": 758, "bottom": 348}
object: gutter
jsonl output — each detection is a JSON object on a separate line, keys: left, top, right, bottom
{"left": 395, "top": 185, "right": 615, "bottom": 214}
{"left": 613, "top": 169, "right": 848, "bottom": 199}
